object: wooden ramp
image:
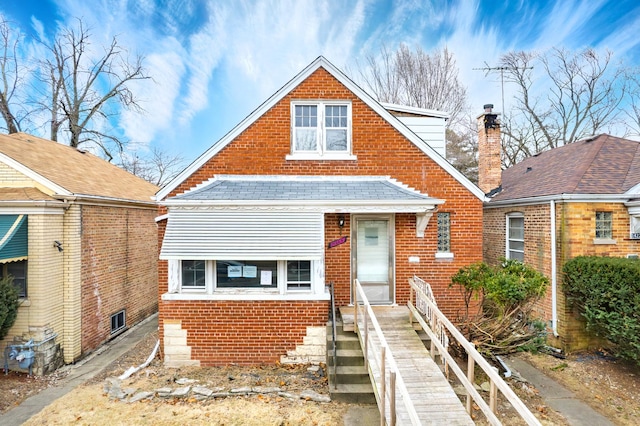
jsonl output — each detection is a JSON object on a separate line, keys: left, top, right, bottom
{"left": 344, "top": 306, "right": 474, "bottom": 425}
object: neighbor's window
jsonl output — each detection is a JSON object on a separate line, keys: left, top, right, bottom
{"left": 181, "top": 260, "right": 206, "bottom": 290}
{"left": 286, "top": 260, "right": 311, "bottom": 290}
{"left": 110, "top": 310, "right": 126, "bottom": 334}
{"left": 292, "top": 102, "right": 351, "bottom": 156}
{"left": 437, "top": 212, "right": 450, "bottom": 253}
{"left": 506, "top": 214, "right": 524, "bottom": 261}
{"left": 0, "top": 260, "right": 27, "bottom": 298}
{"left": 595, "top": 211, "right": 613, "bottom": 239}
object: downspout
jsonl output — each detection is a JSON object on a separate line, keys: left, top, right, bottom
{"left": 550, "top": 200, "right": 558, "bottom": 337}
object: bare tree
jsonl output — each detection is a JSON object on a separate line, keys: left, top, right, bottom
{"left": 626, "top": 71, "right": 640, "bottom": 137}
{"left": 360, "top": 44, "right": 468, "bottom": 124}
{"left": 446, "top": 125, "right": 478, "bottom": 184}
{"left": 500, "top": 48, "right": 628, "bottom": 166}
{"left": 0, "top": 19, "right": 27, "bottom": 134}
{"left": 118, "top": 147, "right": 185, "bottom": 187}
{"left": 39, "top": 19, "right": 149, "bottom": 160}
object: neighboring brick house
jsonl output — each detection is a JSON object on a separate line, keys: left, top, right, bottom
{"left": 0, "top": 132, "right": 158, "bottom": 373}
{"left": 155, "top": 56, "right": 486, "bottom": 367}
{"left": 480, "top": 106, "right": 640, "bottom": 351}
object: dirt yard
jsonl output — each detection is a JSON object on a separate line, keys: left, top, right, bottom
{"left": 1, "top": 331, "right": 638, "bottom": 425}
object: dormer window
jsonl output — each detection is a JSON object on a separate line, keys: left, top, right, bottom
{"left": 288, "top": 101, "right": 355, "bottom": 160}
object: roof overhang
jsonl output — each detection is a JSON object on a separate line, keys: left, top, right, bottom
{"left": 485, "top": 193, "right": 637, "bottom": 208}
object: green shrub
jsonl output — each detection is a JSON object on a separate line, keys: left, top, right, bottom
{"left": 563, "top": 256, "right": 640, "bottom": 365}
{"left": 0, "top": 276, "right": 19, "bottom": 340}
{"left": 450, "top": 260, "right": 548, "bottom": 355}
{"left": 452, "top": 259, "right": 548, "bottom": 318}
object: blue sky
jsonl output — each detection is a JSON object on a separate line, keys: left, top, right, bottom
{"left": 2, "top": 0, "right": 640, "bottom": 163}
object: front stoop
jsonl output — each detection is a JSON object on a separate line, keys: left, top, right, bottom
{"left": 327, "top": 318, "right": 376, "bottom": 404}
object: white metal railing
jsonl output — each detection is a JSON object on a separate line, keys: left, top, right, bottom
{"left": 353, "top": 279, "right": 420, "bottom": 425}
{"left": 409, "top": 275, "right": 542, "bottom": 426}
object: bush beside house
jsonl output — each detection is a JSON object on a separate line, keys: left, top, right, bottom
{"left": 563, "top": 256, "right": 640, "bottom": 365}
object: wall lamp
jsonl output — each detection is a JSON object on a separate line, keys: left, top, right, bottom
{"left": 338, "top": 215, "right": 345, "bottom": 230}
{"left": 54, "top": 240, "right": 63, "bottom": 252}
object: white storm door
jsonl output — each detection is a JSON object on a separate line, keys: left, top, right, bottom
{"left": 354, "top": 216, "right": 394, "bottom": 304}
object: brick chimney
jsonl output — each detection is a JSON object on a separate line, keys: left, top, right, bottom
{"left": 477, "top": 104, "right": 501, "bottom": 194}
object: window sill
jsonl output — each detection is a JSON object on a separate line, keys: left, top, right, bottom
{"left": 18, "top": 298, "right": 31, "bottom": 307}
{"left": 286, "top": 153, "right": 357, "bottom": 161}
{"left": 435, "top": 252, "right": 454, "bottom": 259}
{"left": 593, "top": 238, "right": 617, "bottom": 245}
{"left": 162, "top": 289, "right": 330, "bottom": 301}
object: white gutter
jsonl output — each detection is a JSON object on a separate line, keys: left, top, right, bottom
{"left": 485, "top": 193, "right": 634, "bottom": 208}
{"left": 550, "top": 200, "right": 558, "bottom": 337}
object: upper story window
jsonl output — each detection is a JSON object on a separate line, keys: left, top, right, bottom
{"left": 289, "top": 101, "right": 354, "bottom": 160}
{"left": 506, "top": 214, "right": 524, "bottom": 261}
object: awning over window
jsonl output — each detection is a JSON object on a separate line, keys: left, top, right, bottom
{"left": 0, "top": 215, "right": 28, "bottom": 262}
{"left": 160, "top": 210, "right": 324, "bottom": 260}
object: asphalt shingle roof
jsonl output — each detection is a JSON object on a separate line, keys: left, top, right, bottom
{"left": 173, "top": 175, "right": 434, "bottom": 202}
{"left": 0, "top": 133, "right": 158, "bottom": 202}
{"left": 491, "top": 134, "right": 640, "bottom": 202}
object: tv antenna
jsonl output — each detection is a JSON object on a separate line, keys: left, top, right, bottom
{"left": 473, "top": 62, "right": 533, "bottom": 116}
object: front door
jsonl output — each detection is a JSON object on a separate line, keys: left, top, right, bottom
{"left": 353, "top": 215, "right": 394, "bottom": 304}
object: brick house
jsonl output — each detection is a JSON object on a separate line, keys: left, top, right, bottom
{"left": 0, "top": 132, "right": 158, "bottom": 373}
{"left": 155, "top": 56, "right": 486, "bottom": 367}
{"left": 479, "top": 106, "right": 640, "bottom": 351}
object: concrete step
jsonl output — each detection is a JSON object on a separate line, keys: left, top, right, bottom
{"left": 327, "top": 349, "right": 366, "bottom": 366}
{"left": 327, "top": 365, "right": 372, "bottom": 385}
{"left": 329, "top": 383, "right": 377, "bottom": 404}
{"left": 326, "top": 333, "right": 361, "bottom": 351}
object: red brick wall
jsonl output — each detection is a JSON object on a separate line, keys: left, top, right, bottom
{"left": 159, "top": 67, "right": 484, "bottom": 364}
{"left": 81, "top": 205, "right": 158, "bottom": 354}
{"left": 161, "top": 300, "right": 327, "bottom": 365}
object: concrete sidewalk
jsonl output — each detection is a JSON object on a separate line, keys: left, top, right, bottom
{"left": 0, "top": 313, "right": 158, "bottom": 426}
{"left": 506, "top": 357, "right": 613, "bottom": 426}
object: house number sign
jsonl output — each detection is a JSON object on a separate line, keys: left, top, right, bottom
{"left": 328, "top": 236, "right": 348, "bottom": 248}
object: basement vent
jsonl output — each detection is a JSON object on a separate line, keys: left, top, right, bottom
{"left": 110, "top": 310, "right": 126, "bottom": 334}
{"left": 626, "top": 254, "right": 638, "bottom": 260}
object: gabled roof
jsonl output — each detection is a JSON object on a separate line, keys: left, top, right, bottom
{"left": 0, "top": 133, "right": 158, "bottom": 203}
{"left": 156, "top": 56, "right": 485, "bottom": 201}
{"left": 490, "top": 134, "right": 640, "bottom": 202}
{"left": 163, "top": 175, "right": 444, "bottom": 212}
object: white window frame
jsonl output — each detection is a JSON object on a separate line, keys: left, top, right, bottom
{"left": 506, "top": 213, "right": 525, "bottom": 261}
{"left": 168, "top": 259, "right": 323, "bottom": 299}
{"left": 287, "top": 101, "right": 356, "bottom": 160}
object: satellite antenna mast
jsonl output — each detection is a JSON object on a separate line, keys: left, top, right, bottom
{"left": 473, "top": 62, "right": 533, "bottom": 116}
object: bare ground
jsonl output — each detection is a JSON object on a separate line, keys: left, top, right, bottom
{"left": 1, "top": 331, "right": 639, "bottom": 425}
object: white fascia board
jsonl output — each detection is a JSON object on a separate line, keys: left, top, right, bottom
{"left": 380, "top": 102, "right": 450, "bottom": 119}
{"left": 0, "top": 153, "right": 71, "bottom": 196}
{"left": 161, "top": 198, "right": 444, "bottom": 212}
{"left": 485, "top": 193, "right": 631, "bottom": 208}
{"left": 0, "top": 203, "right": 66, "bottom": 214}
{"left": 156, "top": 56, "right": 486, "bottom": 202}
{"left": 625, "top": 182, "right": 640, "bottom": 195}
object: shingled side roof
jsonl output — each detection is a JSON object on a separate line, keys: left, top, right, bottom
{"left": 491, "top": 134, "right": 640, "bottom": 202}
{"left": 0, "top": 133, "right": 158, "bottom": 203}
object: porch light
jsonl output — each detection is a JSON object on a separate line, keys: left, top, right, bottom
{"left": 338, "top": 215, "right": 345, "bottom": 229}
